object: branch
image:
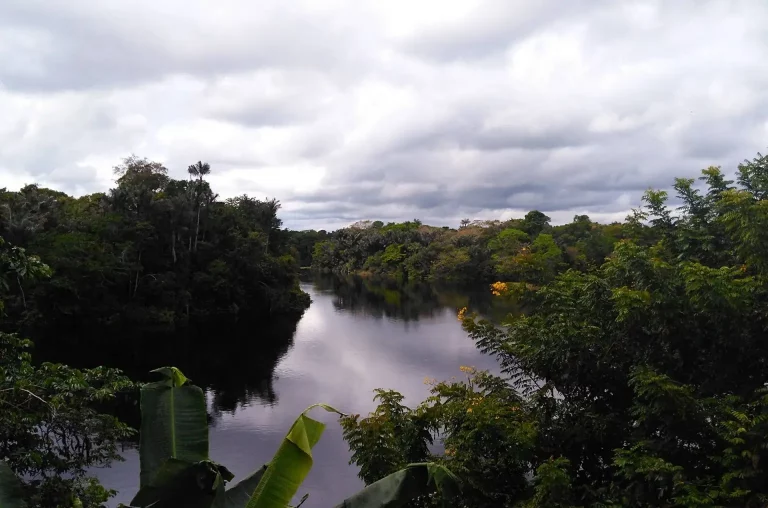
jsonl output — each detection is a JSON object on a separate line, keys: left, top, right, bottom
{"left": 0, "top": 387, "right": 54, "bottom": 414}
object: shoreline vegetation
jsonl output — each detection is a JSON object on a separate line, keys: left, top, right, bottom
{"left": 341, "top": 152, "right": 768, "bottom": 506}
{"left": 0, "top": 156, "right": 310, "bottom": 337}
{"left": 305, "top": 209, "right": 624, "bottom": 287}
{"left": 3, "top": 151, "right": 768, "bottom": 506}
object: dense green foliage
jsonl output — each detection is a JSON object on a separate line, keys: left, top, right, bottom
{"left": 0, "top": 239, "right": 136, "bottom": 507}
{"left": 0, "top": 156, "right": 309, "bottom": 332}
{"left": 342, "top": 153, "right": 768, "bottom": 507}
{"left": 0, "top": 157, "right": 313, "bottom": 506}
{"left": 8, "top": 148, "right": 768, "bottom": 507}
{"left": 284, "top": 229, "right": 329, "bottom": 268}
{"left": 311, "top": 214, "right": 624, "bottom": 284}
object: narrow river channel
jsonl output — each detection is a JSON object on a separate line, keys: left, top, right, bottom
{"left": 91, "top": 278, "right": 502, "bottom": 506}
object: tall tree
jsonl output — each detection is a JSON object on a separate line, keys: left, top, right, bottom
{"left": 187, "top": 161, "right": 211, "bottom": 252}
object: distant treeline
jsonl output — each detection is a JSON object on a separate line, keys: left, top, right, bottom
{"left": 303, "top": 211, "right": 627, "bottom": 285}
{"left": 0, "top": 156, "right": 309, "bottom": 332}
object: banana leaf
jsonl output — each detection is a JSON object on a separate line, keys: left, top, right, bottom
{"left": 0, "top": 461, "right": 26, "bottom": 508}
{"left": 216, "top": 465, "right": 268, "bottom": 508}
{"left": 139, "top": 367, "right": 208, "bottom": 488}
{"left": 130, "top": 458, "right": 233, "bottom": 508}
{"left": 333, "top": 463, "right": 460, "bottom": 508}
{"left": 244, "top": 404, "right": 342, "bottom": 508}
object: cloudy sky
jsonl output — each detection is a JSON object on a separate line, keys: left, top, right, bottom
{"left": 1, "top": 0, "right": 767, "bottom": 230}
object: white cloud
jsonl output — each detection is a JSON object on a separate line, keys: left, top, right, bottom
{"left": 1, "top": 0, "right": 767, "bottom": 228}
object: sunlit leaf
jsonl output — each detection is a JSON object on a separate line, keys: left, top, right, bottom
{"left": 245, "top": 404, "right": 342, "bottom": 508}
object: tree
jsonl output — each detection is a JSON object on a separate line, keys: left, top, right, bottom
{"left": 187, "top": 161, "right": 211, "bottom": 252}
{"left": 521, "top": 210, "right": 551, "bottom": 237}
{"left": 737, "top": 151, "right": 768, "bottom": 200}
{"left": 487, "top": 228, "right": 529, "bottom": 279}
{"left": 0, "top": 240, "right": 135, "bottom": 507}
{"left": 341, "top": 150, "right": 768, "bottom": 507}
{"left": 0, "top": 156, "right": 310, "bottom": 331}
{"left": 187, "top": 160, "right": 211, "bottom": 181}
{"left": 343, "top": 370, "right": 536, "bottom": 508}
{"left": 527, "top": 233, "right": 562, "bottom": 282}
{"left": 488, "top": 228, "right": 529, "bottom": 253}
{"left": 0, "top": 185, "right": 59, "bottom": 246}
{"left": 642, "top": 188, "right": 674, "bottom": 236}
{"left": 311, "top": 212, "right": 616, "bottom": 284}
{"left": 111, "top": 155, "right": 169, "bottom": 219}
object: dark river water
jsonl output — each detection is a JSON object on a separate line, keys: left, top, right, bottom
{"left": 60, "top": 277, "right": 506, "bottom": 507}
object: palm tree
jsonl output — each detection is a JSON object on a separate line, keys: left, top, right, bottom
{"left": 187, "top": 161, "right": 210, "bottom": 181}
{"left": 187, "top": 161, "right": 211, "bottom": 252}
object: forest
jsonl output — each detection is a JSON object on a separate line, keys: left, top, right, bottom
{"left": 0, "top": 156, "right": 310, "bottom": 335}
{"left": 309, "top": 210, "right": 624, "bottom": 285}
{"left": 3, "top": 151, "right": 768, "bottom": 506}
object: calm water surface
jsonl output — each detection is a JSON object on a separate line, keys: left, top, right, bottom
{"left": 86, "top": 278, "right": 503, "bottom": 507}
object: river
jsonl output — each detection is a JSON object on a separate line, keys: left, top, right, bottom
{"left": 76, "top": 277, "right": 505, "bottom": 506}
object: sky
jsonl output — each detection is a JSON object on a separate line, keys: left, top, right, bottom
{"left": 1, "top": 0, "right": 767, "bottom": 230}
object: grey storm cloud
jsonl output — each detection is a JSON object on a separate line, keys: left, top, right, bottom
{"left": 399, "top": 0, "right": 607, "bottom": 62}
{"left": 0, "top": 0, "right": 372, "bottom": 92}
{"left": 1, "top": 0, "right": 767, "bottom": 230}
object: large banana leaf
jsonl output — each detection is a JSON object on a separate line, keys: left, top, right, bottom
{"left": 244, "top": 404, "right": 341, "bottom": 508}
{"left": 0, "top": 461, "right": 26, "bottom": 508}
{"left": 139, "top": 367, "right": 208, "bottom": 487}
{"left": 333, "top": 463, "right": 460, "bottom": 508}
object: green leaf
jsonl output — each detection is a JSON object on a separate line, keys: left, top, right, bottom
{"left": 131, "top": 458, "right": 230, "bottom": 508}
{"left": 245, "top": 404, "right": 342, "bottom": 508}
{"left": 333, "top": 463, "right": 460, "bottom": 508}
{"left": 150, "top": 366, "right": 189, "bottom": 387}
{"left": 216, "top": 465, "right": 268, "bottom": 508}
{"left": 0, "top": 461, "right": 27, "bottom": 508}
{"left": 139, "top": 367, "right": 209, "bottom": 488}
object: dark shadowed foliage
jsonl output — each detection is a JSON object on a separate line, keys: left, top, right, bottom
{"left": 0, "top": 156, "right": 310, "bottom": 336}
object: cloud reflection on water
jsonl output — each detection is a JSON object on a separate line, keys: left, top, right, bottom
{"left": 101, "top": 280, "right": 499, "bottom": 506}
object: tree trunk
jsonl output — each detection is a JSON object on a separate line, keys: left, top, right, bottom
{"left": 133, "top": 251, "right": 142, "bottom": 298}
{"left": 194, "top": 205, "right": 201, "bottom": 253}
{"left": 17, "top": 276, "right": 26, "bottom": 310}
{"left": 171, "top": 232, "right": 177, "bottom": 264}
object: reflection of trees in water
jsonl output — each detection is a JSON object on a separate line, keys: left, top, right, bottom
{"left": 312, "top": 275, "right": 514, "bottom": 322}
{"left": 34, "top": 317, "right": 300, "bottom": 424}
{"left": 204, "top": 320, "right": 297, "bottom": 415}
{"left": 325, "top": 276, "right": 443, "bottom": 321}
